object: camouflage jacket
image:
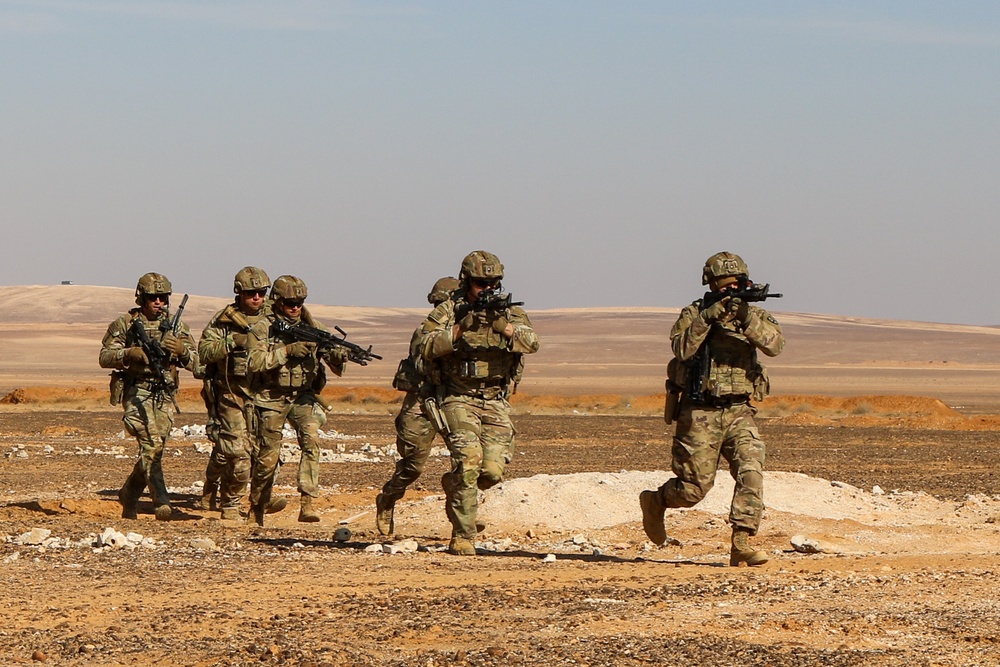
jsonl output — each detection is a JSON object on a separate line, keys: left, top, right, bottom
{"left": 670, "top": 301, "right": 784, "bottom": 399}
{"left": 99, "top": 309, "right": 198, "bottom": 384}
{"left": 246, "top": 309, "right": 346, "bottom": 404}
{"left": 419, "top": 298, "right": 539, "bottom": 399}
{"left": 198, "top": 302, "right": 271, "bottom": 395}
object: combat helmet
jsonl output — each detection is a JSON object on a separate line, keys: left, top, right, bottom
{"left": 427, "top": 276, "right": 460, "bottom": 305}
{"left": 459, "top": 251, "right": 504, "bottom": 285}
{"left": 134, "top": 272, "right": 172, "bottom": 305}
{"left": 270, "top": 275, "right": 308, "bottom": 302}
{"left": 702, "top": 252, "right": 749, "bottom": 286}
{"left": 234, "top": 266, "right": 271, "bottom": 294}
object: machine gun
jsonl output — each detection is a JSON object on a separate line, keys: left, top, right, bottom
{"left": 454, "top": 289, "right": 524, "bottom": 320}
{"left": 129, "top": 294, "right": 189, "bottom": 411}
{"left": 271, "top": 319, "right": 382, "bottom": 366}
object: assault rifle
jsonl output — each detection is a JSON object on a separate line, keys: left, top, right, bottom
{"left": 454, "top": 289, "right": 524, "bottom": 320}
{"left": 271, "top": 319, "right": 382, "bottom": 366}
{"left": 701, "top": 282, "right": 782, "bottom": 310}
{"left": 129, "top": 294, "right": 189, "bottom": 411}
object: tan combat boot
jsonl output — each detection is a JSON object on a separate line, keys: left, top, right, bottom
{"left": 375, "top": 493, "right": 395, "bottom": 536}
{"left": 265, "top": 497, "right": 288, "bottom": 514}
{"left": 730, "top": 527, "right": 768, "bottom": 567}
{"left": 198, "top": 486, "right": 218, "bottom": 511}
{"left": 220, "top": 507, "right": 243, "bottom": 521}
{"left": 639, "top": 490, "right": 667, "bottom": 545}
{"left": 298, "top": 495, "right": 321, "bottom": 523}
{"left": 448, "top": 536, "right": 477, "bottom": 556}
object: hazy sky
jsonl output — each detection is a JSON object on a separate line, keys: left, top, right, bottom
{"left": 2, "top": 2, "right": 999, "bottom": 324}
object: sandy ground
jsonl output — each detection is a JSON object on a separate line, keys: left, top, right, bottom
{"left": 1, "top": 286, "right": 1000, "bottom": 666}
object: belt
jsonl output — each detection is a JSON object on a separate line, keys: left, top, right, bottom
{"left": 696, "top": 395, "right": 749, "bottom": 408}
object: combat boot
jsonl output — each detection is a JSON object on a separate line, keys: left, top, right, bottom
{"left": 375, "top": 493, "right": 395, "bottom": 536}
{"left": 118, "top": 487, "right": 138, "bottom": 520}
{"left": 265, "top": 497, "right": 287, "bottom": 514}
{"left": 220, "top": 507, "right": 244, "bottom": 521}
{"left": 448, "top": 536, "right": 477, "bottom": 556}
{"left": 154, "top": 504, "right": 173, "bottom": 522}
{"left": 298, "top": 495, "right": 321, "bottom": 523}
{"left": 639, "top": 489, "right": 667, "bottom": 545}
{"left": 198, "top": 485, "right": 218, "bottom": 511}
{"left": 730, "top": 527, "right": 769, "bottom": 567}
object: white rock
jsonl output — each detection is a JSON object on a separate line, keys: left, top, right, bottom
{"left": 542, "top": 553, "right": 557, "bottom": 563}
{"left": 189, "top": 537, "right": 217, "bottom": 551}
{"left": 872, "top": 485, "right": 885, "bottom": 495}
{"left": 23, "top": 528, "right": 52, "bottom": 545}
{"left": 99, "top": 528, "right": 128, "bottom": 549}
{"left": 364, "top": 544, "right": 384, "bottom": 553}
{"left": 790, "top": 534, "right": 824, "bottom": 554}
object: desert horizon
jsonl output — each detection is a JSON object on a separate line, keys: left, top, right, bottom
{"left": 2, "top": 284, "right": 1000, "bottom": 410}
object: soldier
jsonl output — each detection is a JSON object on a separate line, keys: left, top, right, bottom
{"left": 198, "top": 267, "right": 288, "bottom": 521}
{"left": 246, "top": 275, "right": 349, "bottom": 526}
{"left": 375, "top": 276, "right": 460, "bottom": 536}
{"left": 640, "top": 252, "right": 785, "bottom": 566}
{"left": 99, "top": 273, "right": 197, "bottom": 521}
{"left": 419, "top": 251, "right": 539, "bottom": 555}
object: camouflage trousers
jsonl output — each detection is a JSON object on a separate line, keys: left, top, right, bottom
{"left": 656, "top": 401, "right": 765, "bottom": 534}
{"left": 210, "top": 385, "right": 256, "bottom": 510}
{"left": 120, "top": 386, "right": 174, "bottom": 507}
{"left": 380, "top": 392, "right": 439, "bottom": 502}
{"left": 441, "top": 394, "right": 514, "bottom": 540}
{"left": 250, "top": 393, "right": 325, "bottom": 510}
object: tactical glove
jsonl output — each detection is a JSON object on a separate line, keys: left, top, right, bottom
{"left": 161, "top": 332, "right": 187, "bottom": 357}
{"left": 730, "top": 298, "right": 750, "bottom": 323}
{"left": 490, "top": 312, "right": 511, "bottom": 335}
{"left": 326, "top": 347, "right": 350, "bottom": 365}
{"left": 124, "top": 346, "right": 148, "bottom": 366}
{"left": 702, "top": 299, "right": 729, "bottom": 322}
{"left": 285, "top": 341, "right": 317, "bottom": 358}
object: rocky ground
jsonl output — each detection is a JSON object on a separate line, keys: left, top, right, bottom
{"left": 2, "top": 406, "right": 1000, "bottom": 667}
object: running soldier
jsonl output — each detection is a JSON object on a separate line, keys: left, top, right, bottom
{"left": 640, "top": 252, "right": 784, "bottom": 566}
{"left": 99, "top": 273, "right": 197, "bottom": 521}
{"left": 375, "top": 276, "right": 460, "bottom": 536}
{"left": 246, "top": 275, "right": 349, "bottom": 526}
{"left": 418, "top": 251, "right": 539, "bottom": 555}
{"left": 198, "top": 267, "right": 288, "bottom": 521}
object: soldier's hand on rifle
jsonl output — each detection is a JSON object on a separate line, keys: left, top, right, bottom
{"left": 325, "top": 347, "right": 350, "bottom": 366}
{"left": 702, "top": 298, "right": 729, "bottom": 322}
{"left": 285, "top": 341, "right": 317, "bottom": 358}
{"left": 490, "top": 311, "right": 512, "bottom": 336}
{"left": 729, "top": 298, "right": 750, "bottom": 323}
{"left": 124, "top": 346, "right": 148, "bottom": 367}
{"left": 161, "top": 332, "right": 187, "bottom": 358}
{"left": 231, "top": 333, "right": 248, "bottom": 349}
{"left": 457, "top": 308, "right": 478, "bottom": 331}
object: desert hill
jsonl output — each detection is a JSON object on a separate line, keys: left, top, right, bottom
{"left": 2, "top": 285, "right": 1000, "bottom": 408}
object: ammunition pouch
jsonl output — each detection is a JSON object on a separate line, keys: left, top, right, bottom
{"left": 109, "top": 371, "right": 126, "bottom": 406}
{"left": 392, "top": 357, "right": 421, "bottom": 393}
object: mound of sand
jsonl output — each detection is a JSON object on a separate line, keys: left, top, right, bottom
{"left": 476, "top": 470, "right": 993, "bottom": 532}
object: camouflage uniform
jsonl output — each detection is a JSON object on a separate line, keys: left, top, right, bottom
{"left": 375, "top": 277, "right": 459, "bottom": 536}
{"left": 641, "top": 252, "right": 784, "bottom": 566}
{"left": 99, "top": 274, "right": 197, "bottom": 521}
{"left": 246, "top": 276, "right": 347, "bottom": 524}
{"left": 419, "top": 252, "right": 539, "bottom": 552}
{"left": 198, "top": 295, "right": 271, "bottom": 517}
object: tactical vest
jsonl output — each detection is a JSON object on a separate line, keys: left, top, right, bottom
{"left": 702, "top": 325, "right": 767, "bottom": 399}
